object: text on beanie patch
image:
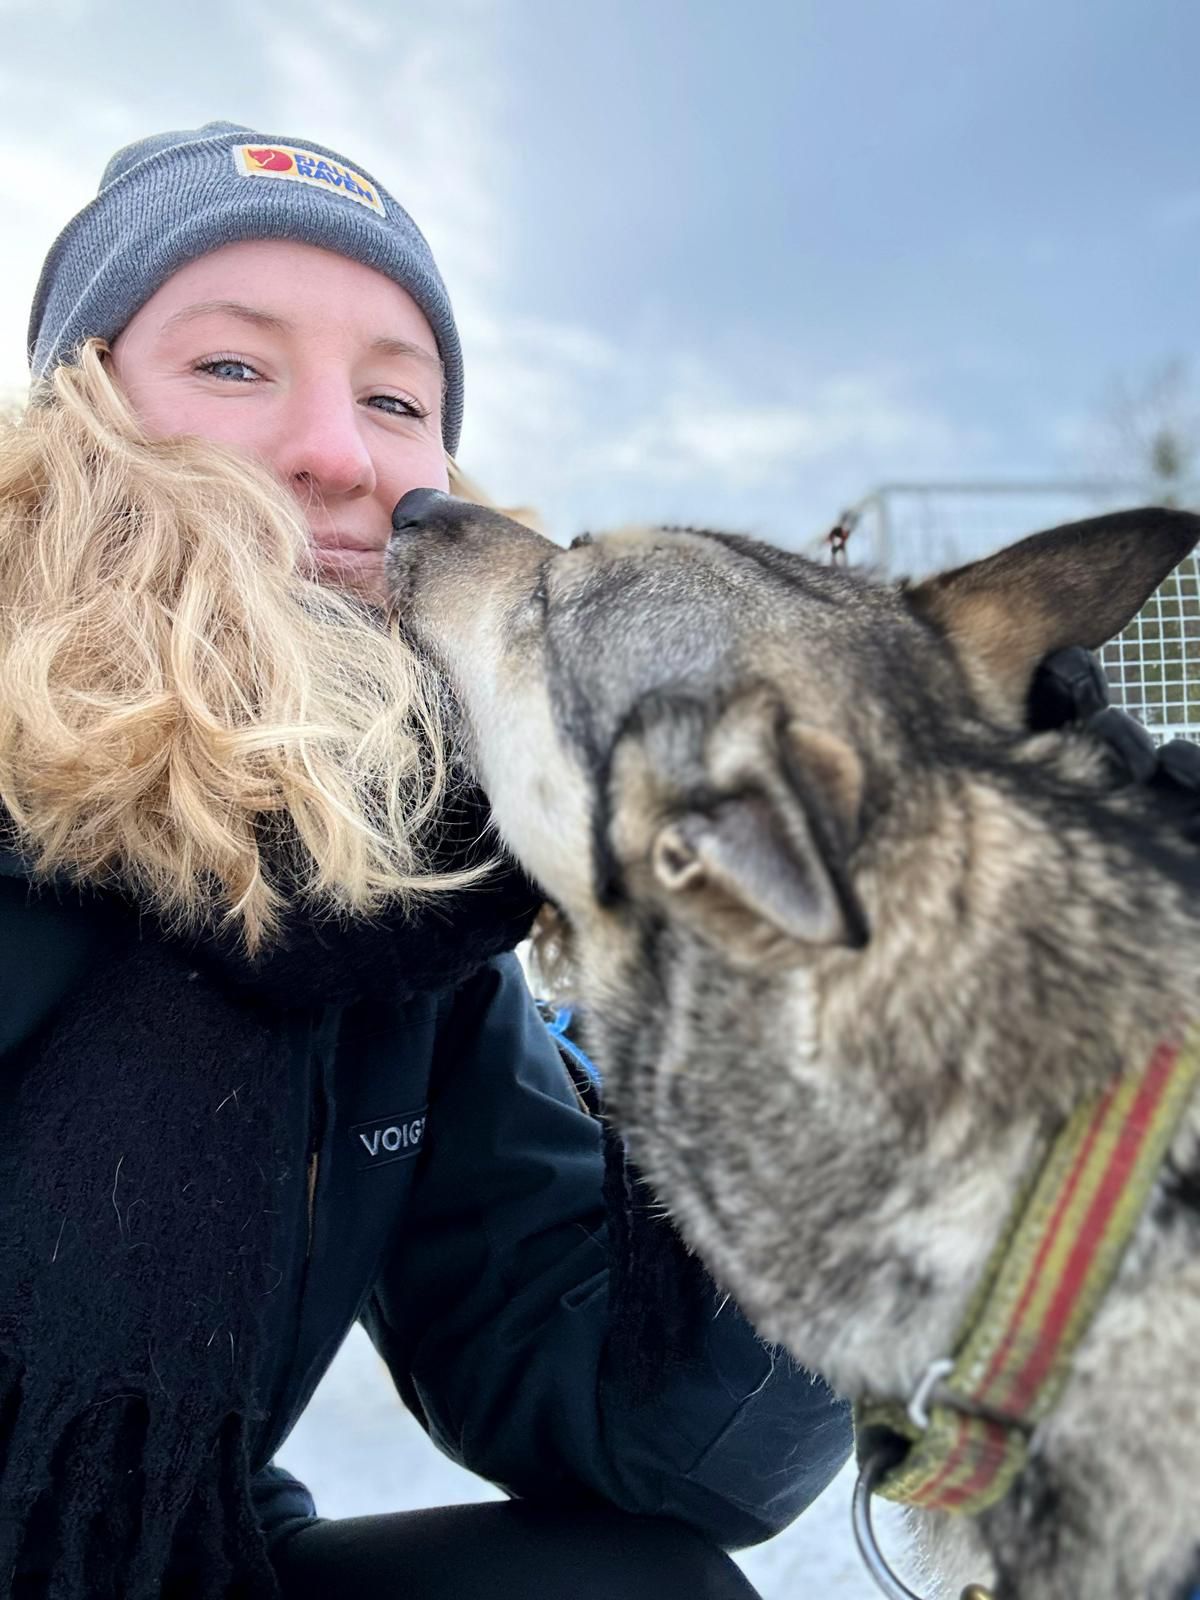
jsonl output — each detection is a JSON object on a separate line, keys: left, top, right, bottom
{"left": 231, "top": 144, "right": 386, "bottom": 217}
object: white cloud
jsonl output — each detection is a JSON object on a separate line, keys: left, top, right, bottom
{"left": 459, "top": 307, "right": 985, "bottom": 542}
{"left": 593, "top": 369, "right": 968, "bottom": 486}
{"left": 247, "top": 0, "right": 512, "bottom": 307}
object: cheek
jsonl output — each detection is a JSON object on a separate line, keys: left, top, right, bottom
{"left": 379, "top": 442, "right": 450, "bottom": 503}
{"left": 117, "top": 377, "right": 268, "bottom": 451}
{"left": 175, "top": 404, "right": 266, "bottom": 450}
{"left": 106, "top": 342, "right": 223, "bottom": 443}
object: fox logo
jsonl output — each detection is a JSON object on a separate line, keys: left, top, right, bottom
{"left": 244, "top": 147, "right": 296, "bottom": 174}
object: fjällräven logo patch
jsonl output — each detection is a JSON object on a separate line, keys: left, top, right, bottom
{"left": 350, "top": 1109, "right": 427, "bottom": 1170}
{"left": 230, "top": 144, "right": 386, "bottom": 217}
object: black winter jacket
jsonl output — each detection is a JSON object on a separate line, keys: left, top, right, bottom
{"left": 0, "top": 850, "right": 851, "bottom": 1558}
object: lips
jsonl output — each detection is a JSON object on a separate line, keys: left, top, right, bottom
{"left": 311, "top": 533, "right": 389, "bottom": 555}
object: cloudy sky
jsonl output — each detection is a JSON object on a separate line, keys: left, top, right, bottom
{"left": 2, "top": 0, "right": 1197, "bottom": 554}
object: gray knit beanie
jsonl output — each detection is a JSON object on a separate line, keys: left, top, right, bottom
{"left": 27, "top": 120, "right": 465, "bottom": 454}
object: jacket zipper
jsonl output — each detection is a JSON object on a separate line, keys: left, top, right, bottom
{"left": 305, "top": 1149, "right": 320, "bottom": 1259}
{"left": 256, "top": 1006, "right": 338, "bottom": 1461}
{"left": 303, "top": 1013, "right": 334, "bottom": 1260}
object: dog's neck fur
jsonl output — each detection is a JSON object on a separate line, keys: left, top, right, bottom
{"left": 582, "top": 733, "right": 1200, "bottom": 1407}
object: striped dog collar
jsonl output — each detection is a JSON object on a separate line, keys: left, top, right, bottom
{"left": 852, "top": 1022, "right": 1200, "bottom": 1597}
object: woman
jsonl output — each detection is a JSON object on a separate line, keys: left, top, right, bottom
{"left": 0, "top": 121, "right": 852, "bottom": 1599}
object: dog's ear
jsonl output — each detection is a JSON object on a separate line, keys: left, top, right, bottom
{"left": 650, "top": 714, "right": 869, "bottom": 966}
{"left": 907, "top": 507, "right": 1200, "bottom": 723}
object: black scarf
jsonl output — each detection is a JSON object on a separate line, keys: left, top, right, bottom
{"left": 0, "top": 793, "right": 539, "bottom": 1600}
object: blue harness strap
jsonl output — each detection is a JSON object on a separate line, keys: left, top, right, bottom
{"left": 538, "top": 1002, "right": 603, "bottom": 1092}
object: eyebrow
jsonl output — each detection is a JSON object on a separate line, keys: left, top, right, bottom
{"left": 160, "top": 299, "right": 443, "bottom": 369}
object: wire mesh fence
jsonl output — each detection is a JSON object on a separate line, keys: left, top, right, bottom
{"left": 1101, "top": 556, "right": 1200, "bottom": 741}
{"left": 820, "top": 482, "right": 1200, "bottom": 744}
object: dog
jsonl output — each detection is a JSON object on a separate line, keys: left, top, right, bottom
{"left": 387, "top": 494, "right": 1200, "bottom": 1600}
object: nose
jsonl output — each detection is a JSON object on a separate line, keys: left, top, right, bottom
{"left": 391, "top": 488, "right": 458, "bottom": 532}
{"left": 280, "top": 387, "right": 377, "bottom": 502}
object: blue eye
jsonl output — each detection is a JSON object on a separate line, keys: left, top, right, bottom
{"left": 196, "top": 357, "right": 259, "bottom": 383}
{"left": 368, "top": 394, "right": 430, "bottom": 421}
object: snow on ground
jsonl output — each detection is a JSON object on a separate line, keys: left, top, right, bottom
{"left": 278, "top": 1325, "right": 916, "bottom": 1599}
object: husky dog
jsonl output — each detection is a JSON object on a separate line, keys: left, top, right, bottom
{"left": 387, "top": 494, "right": 1200, "bottom": 1600}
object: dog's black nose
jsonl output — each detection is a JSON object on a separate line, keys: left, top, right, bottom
{"left": 392, "top": 488, "right": 452, "bottom": 532}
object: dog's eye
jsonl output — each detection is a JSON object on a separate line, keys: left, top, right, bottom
{"left": 514, "top": 572, "right": 550, "bottom": 628}
{"left": 507, "top": 577, "right": 549, "bottom": 641}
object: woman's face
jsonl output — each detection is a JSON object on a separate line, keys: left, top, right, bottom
{"left": 108, "top": 238, "right": 450, "bottom": 603}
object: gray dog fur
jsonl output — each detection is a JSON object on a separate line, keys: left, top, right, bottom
{"left": 387, "top": 502, "right": 1200, "bottom": 1600}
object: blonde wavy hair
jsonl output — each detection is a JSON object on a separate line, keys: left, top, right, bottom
{"left": 0, "top": 339, "right": 500, "bottom": 952}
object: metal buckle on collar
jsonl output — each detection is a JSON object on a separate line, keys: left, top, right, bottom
{"left": 906, "top": 1356, "right": 954, "bottom": 1433}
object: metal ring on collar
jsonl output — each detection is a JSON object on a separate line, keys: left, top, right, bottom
{"left": 851, "top": 1448, "right": 995, "bottom": 1600}
{"left": 851, "top": 1447, "right": 927, "bottom": 1600}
